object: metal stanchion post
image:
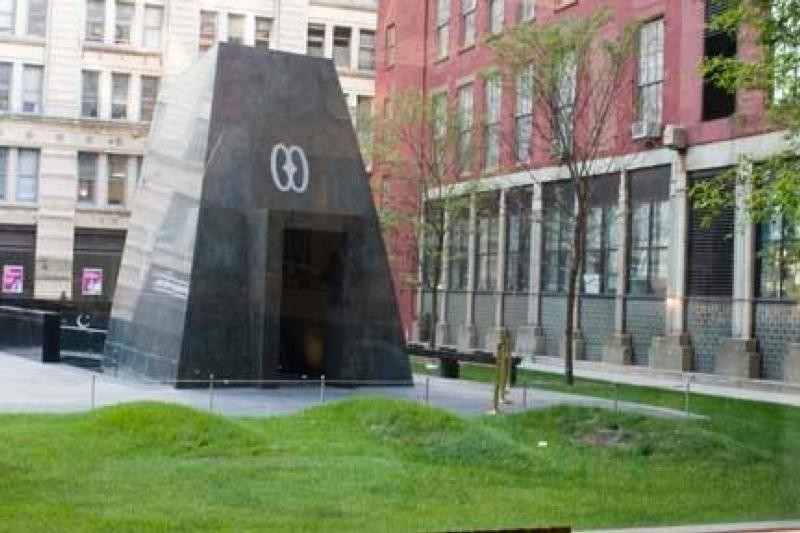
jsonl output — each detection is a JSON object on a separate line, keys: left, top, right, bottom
{"left": 522, "top": 385, "right": 527, "bottom": 409}
{"left": 614, "top": 382, "right": 620, "bottom": 413}
{"left": 91, "top": 374, "right": 96, "bottom": 410}
{"left": 425, "top": 376, "right": 430, "bottom": 406}
{"left": 684, "top": 377, "right": 691, "bottom": 416}
{"left": 320, "top": 375, "right": 326, "bottom": 403}
{"left": 209, "top": 373, "right": 215, "bottom": 413}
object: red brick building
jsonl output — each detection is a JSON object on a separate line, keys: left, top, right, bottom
{"left": 376, "top": 0, "right": 800, "bottom": 383}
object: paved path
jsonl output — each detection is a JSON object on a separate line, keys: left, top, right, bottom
{"left": 524, "top": 356, "right": 800, "bottom": 407}
{"left": 582, "top": 520, "right": 800, "bottom": 533}
{"left": 0, "top": 352, "right": 703, "bottom": 418}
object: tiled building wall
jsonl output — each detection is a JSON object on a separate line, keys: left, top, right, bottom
{"left": 473, "top": 293, "right": 495, "bottom": 349}
{"left": 503, "top": 293, "right": 529, "bottom": 347}
{"left": 445, "top": 291, "right": 467, "bottom": 345}
{"left": 755, "top": 303, "right": 800, "bottom": 381}
{"left": 540, "top": 295, "right": 567, "bottom": 357}
{"left": 625, "top": 298, "right": 665, "bottom": 366}
{"left": 686, "top": 299, "right": 732, "bottom": 373}
{"left": 580, "top": 297, "right": 615, "bottom": 361}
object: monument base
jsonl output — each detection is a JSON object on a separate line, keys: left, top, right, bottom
{"left": 716, "top": 338, "right": 760, "bottom": 379}
{"left": 650, "top": 333, "right": 693, "bottom": 372}
{"left": 458, "top": 324, "right": 476, "bottom": 351}
{"left": 515, "top": 325, "right": 546, "bottom": 360}
{"left": 603, "top": 333, "right": 632, "bottom": 366}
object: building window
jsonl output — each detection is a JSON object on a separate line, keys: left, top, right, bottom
{"left": 255, "top": 17, "right": 272, "bottom": 49}
{"left": 0, "top": 148, "right": 7, "bottom": 200}
{"left": 77, "top": 152, "right": 98, "bottom": 203}
{"left": 460, "top": 0, "right": 476, "bottom": 48}
{"left": 554, "top": 56, "right": 576, "bottom": 156}
{"left": 436, "top": 0, "right": 449, "bottom": 59}
{"left": 628, "top": 167, "right": 670, "bottom": 296}
{"left": 457, "top": 83, "right": 473, "bottom": 170}
{"left": 115, "top": 1, "right": 134, "bottom": 44}
{"left": 333, "top": 27, "right": 352, "bottom": 69}
{"left": 447, "top": 209, "right": 470, "bottom": 290}
{"left": 484, "top": 73, "right": 501, "bottom": 171}
{"left": 703, "top": 0, "right": 737, "bottom": 120}
{"left": 489, "top": 0, "right": 504, "bottom": 34}
{"left": 0, "top": 0, "right": 15, "bottom": 34}
{"left": 0, "top": 63, "right": 11, "bottom": 112}
{"left": 107, "top": 155, "right": 127, "bottom": 205}
{"left": 505, "top": 187, "right": 532, "bottom": 293}
{"left": 142, "top": 5, "right": 163, "bottom": 48}
{"left": 358, "top": 30, "right": 376, "bottom": 71}
{"left": 757, "top": 218, "right": 800, "bottom": 300}
{"left": 386, "top": 24, "right": 396, "bottom": 66}
{"left": 356, "top": 95, "right": 373, "bottom": 157}
{"left": 542, "top": 181, "right": 573, "bottom": 293}
{"left": 475, "top": 194, "right": 500, "bottom": 291}
{"left": 227, "top": 14, "right": 245, "bottom": 45}
{"left": 307, "top": 24, "right": 325, "bottom": 58}
{"left": 431, "top": 92, "right": 447, "bottom": 172}
{"left": 199, "top": 11, "right": 218, "bottom": 52}
{"left": 86, "top": 0, "right": 105, "bottom": 41}
{"left": 584, "top": 175, "right": 620, "bottom": 295}
{"left": 519, "top": 0, "right": 534, "bottom": 21}
{"left": 140, "top": 76, "right": 159, "bottom": 122}
{"left": 421, "top": 203, "right": 442, "bottom": 289}
{"left": 111, "top": 73, "right": 129, "bottom": 119}
{"left": 22, "top": 65, "right": 43, "bottom": 114}
{"left": 637, "top": 18, "right": 664, "bottom": 125}
{"left": 81, "top": 70, "right": 99, "bottom": 118}
{"left": 16, "top": 149, "right": 39, "bottom": 203}
{"left": 514, "top": 64, "right": 533, "bottom": 163}
{"left": 27, "top": 0, "right": 47, "bottom": 37}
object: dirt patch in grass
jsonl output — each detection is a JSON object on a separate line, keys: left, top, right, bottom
{"left": 580, "top": 427, "right": 636, "bottom": 450}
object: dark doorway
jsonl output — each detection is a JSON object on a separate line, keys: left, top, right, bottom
{"left": 277, "top": 228, "right": 346, "bottom": 377}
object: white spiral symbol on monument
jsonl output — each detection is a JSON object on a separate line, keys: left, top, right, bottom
{"left": 270, "top": 144, "right": 309, "bottom": 193}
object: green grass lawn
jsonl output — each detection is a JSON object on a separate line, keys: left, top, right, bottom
{"left": 0, "top": 394, "right": 798, "bottom": 532}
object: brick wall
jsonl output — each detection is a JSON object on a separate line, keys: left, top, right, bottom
{"left": 474, "top": 293, "right": 496, "bottom": 349}
{"left": 625, "top": 298, "right": 665, "bottom": 365}
{"left": 580, "top": 296, "right": 615, "bottom": 361}
{"left": 541, "top": 295, "right": 567, "bottom": 357}
{"left": 755, "top": 302, "right": 800, "bottom": 381}
{"left": 686, "top": 298, "right": 732, "bottom": 374}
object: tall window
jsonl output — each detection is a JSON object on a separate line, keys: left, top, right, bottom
{"left": 519, "top": 0, "right": 534, "bottom": 21}
{"left": 142, "top": 5, "right": 163, "bottom": 48}
{"left": 514, "top": 64, "right": 533, "bottom": 163}
{"left": 27, "top": 0, "right": 47, "bottom": 37}
{"left": 447, "top": 209, "right": 470, "bottom": 290}
{"left": 111, "top": 73, "right": 129, "bottom": 119}
{"left": 22, "top": 65, "right": 43, "bottom": 114}
{"left": 460, "top": 0, "right": 476, "bottom": 48}
{"left": 628, "top": 167, "right": 670, "bottom": 296}
{"left": 422, "top": 203, "right": 442, "bottom": 289}
{"left": 115, "top": 1, "right": 134, "bottom": 44}
{"left": 107, "top": 155, "right": 127, "bottom": 205}
{"left": 0, "top": 0, "right": 15, "bottom": 34}
{"left": 457, "top": 83, "right": 473, "bottom": 169}
{"left": 0, "top": 148, "right": 7, "bottom": 201}
{"left": 0, "top": 63, "right": 11, "bottom": 112}
{"left": 554, "top": 56, "right": 576, "bottom": 156}
{"left": 637, "top": 18, "right": 664, "bottom": 125}
{"left": 333, "top": 27, "right": 352, "bottom": 69}
{"left": 358, "top": 30, "right": 376, "bottom": 71}
{"left": 484, "top": 73, "right": 501, "bottom": 171}
{"left": 199, "top": 11, "right": 218, "bottom": 52}
{"left": 758, "top": 218, "right": 800, "bottom": 299}
{"left": 431, "top": 92, "right": 447, "bottom": 172}
{"left": 255, "top": 17, "right": 272, "bottom": 49}
{"left": 489, "top": 0, "right": 504, "bottom": 34}
{"left": 140, "top": 76, "right": 159, "bottom": 122}
{"left": 542, "top": 181, "right": 574, "bottom": 293}
{"left": 77, "top": 153, "right": 98, "bottom": 203}
{"left": 16, "top": 149, "right": 39, "bottom": 202}
{"left": 81, "top": 70, "right": 100, "bottom": 118}
{"left": 505, "top": 188, "right": 532, "bottom": 293}
{"left": 475, "top": 194, "right": 500, "bottom": 291}
{"left": 356, "top": 95, "right": 373, "bottom": 160}
{"left": 386, "top": 24, "right": 396, "bottom": 66}
{"left": 703, "top": 0, "right": 737, "bottom": 120}
{"left": 583, "top": 175, "right": 620, "bottom": 295}
{"left": 436, "top": 0, "right": 450, "bottom": 59}
{"left": 307, "top": 24, "right": 325, "bottom": 57}
{"left": 227, "top": 14, "right": 245, "bottom": 45}
{"left": 86, "top": 0, "right": 105, "bottom": 41}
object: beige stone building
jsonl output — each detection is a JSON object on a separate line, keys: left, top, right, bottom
{"left": 0, "top": 0, "right": 376, "bottom": 303}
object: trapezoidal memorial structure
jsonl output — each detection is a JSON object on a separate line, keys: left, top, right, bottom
{"left": 104, "top": 44, "right": 411, "bottom": 385}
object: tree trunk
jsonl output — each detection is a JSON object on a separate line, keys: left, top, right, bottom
{"left": 564, "top": 183, "right": 588, "bottom": 387}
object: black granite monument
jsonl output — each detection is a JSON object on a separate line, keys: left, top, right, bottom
{"left": 104, "top": 44, "right": 411, "bottom": 385}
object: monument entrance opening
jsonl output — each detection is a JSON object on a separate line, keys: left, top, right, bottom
{"left": 278, "top": 228, "right": 346, "bottom": 378}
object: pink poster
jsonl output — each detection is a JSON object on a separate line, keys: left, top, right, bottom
{"left": 81, "top": 268, "right": 104, "bottom": 297}
{"left": 1, "top": 265, "right": 23, "bottom": 294}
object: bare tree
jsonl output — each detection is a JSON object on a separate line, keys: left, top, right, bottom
{"left": 490, "top": 9, "right": 639, "bottom": 385}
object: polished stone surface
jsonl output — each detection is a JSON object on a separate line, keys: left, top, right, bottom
{"left": 105, "top": 45, "right": 411, "bottom": 385}
{"left": 0, "top": 306, "right": 60, "bottom": 363}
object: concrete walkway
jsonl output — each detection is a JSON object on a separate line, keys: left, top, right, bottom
{"left": 582, "top": 520, "right": 800, "bottom": 533}
{"left": 523, "top": 356, "right": 800, "bottom": 407}
{"left": 0, "top": 352, "right": 703, "bottom": 418}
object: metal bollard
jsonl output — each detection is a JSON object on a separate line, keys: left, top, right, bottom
{"left": 91, "top": 374, "right": 96, "bottom": 410}
{"left": 684, "top": 377, "right": 691, "bottom": 415}
{"left": 320, "top": 375, "right": 326, "bottom": 403}
{"left": 425, "top": 376, "right": 430, "bottom": 406}
{"left": 522, "top": 386, "right": 528, "bottom": 409}
{"left": 613, "top": 382, "right": 620, "bottom": 413}
{"left": 209, "top": 373, "right": 215, "bottom": 413}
